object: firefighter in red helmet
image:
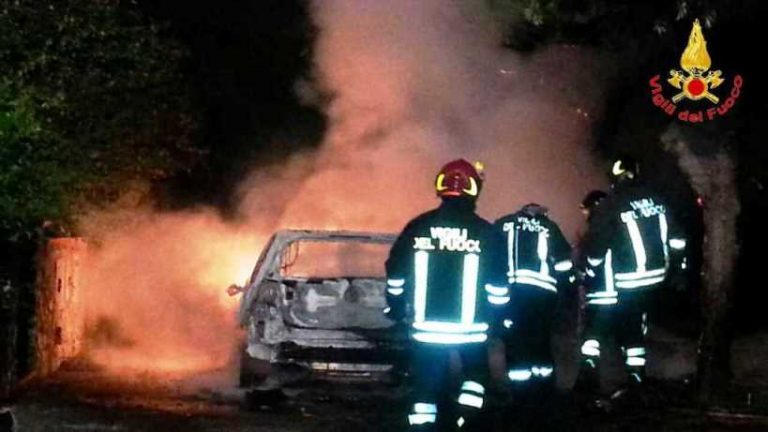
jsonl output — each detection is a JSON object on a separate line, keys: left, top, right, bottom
{"left": 385, "top": 159, "right": 507, "bottom": 431}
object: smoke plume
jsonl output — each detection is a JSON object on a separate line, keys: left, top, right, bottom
{"left": 78, "top": 0, "right": 607, "bottom": 377}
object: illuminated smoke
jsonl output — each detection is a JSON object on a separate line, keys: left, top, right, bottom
{"left": 79, "top": 209, "right": 261, "bottom": 375}
{"left": 77, "top": 0, "right": 607, "bottom": 377}
{"left": 277, "top": 0, "right": 607, "bottom": 235}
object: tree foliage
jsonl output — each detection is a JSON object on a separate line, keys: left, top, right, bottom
{"left": 0, "top": 0, "right": 202, "bottom": 239}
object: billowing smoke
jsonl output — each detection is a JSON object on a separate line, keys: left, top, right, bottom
{"left": 78, "top": 0, "right": 606, "bottom": 377}
{"left": 79, "top": 209, "right": 261, "bottom": 375}
{"left": 275, "top": 0, "right": 607, "bottom": 235}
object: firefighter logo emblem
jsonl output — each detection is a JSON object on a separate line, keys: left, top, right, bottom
{"left": 649, "top": 19, "right": 743, "bottom": 123}
{"left": 667, "top": 19, "right": 723, "bottom": 104}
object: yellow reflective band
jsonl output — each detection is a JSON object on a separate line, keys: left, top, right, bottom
{"left": 514, "top": 276, "right": 557, "bottom": 292}
{"left": 412, "top": 332, "right": 487, "bottom": 344}
{"left": 615, "top": 268, "right": 666, "bottom": 280}
{"left": 669, "top": 238, "right": 686, "bottom": 250}
{"left": 461, "top": 254, "right": 479, "bottom": 325}
{"left": 537, "top": 231, "right": 550, "bottom": 276}
{"left": 488, "top": 295, "right": 510, "bottom": 305}
{"left": 588, "top": 297, "right": 618, "bottom": 305}
{"left": 581, "top": 346, "right": 600, "bottom": 356}
{"left": 515, "top": 269, "right": 557, "bottom": 283}
{"left": 435, "top": 173, "right": 447, "bottom": 191}
{"left": 615, "top": 276, "right": 665, "bottom": 288}
{"left": 587, "top": 256, "right": 604, "bottom": 267}
{"left": 412, "top": 321, "right": 488, "bottom": 334}
{"left": 457, "top": 393, "right": 484, "bottom": 409}
{"left": 461, "top": 381, "right": 485, "bottom": 395}
{"left": 507, "top": 369, "right": 532, "bottom": 381}
{"left": 625, "top": 218, "right": 647, "bottom": 272}
{"left": 414, "top": 251, "right": 429, "bottom": 323}
{"left": 462, "top": 177, "right": 479, "bottom": 196}
{"left": 409, "top": 413, "right": 437, "bottom": 425}
{"left": 554, "top": 260, "right": 573, "bottom": 272}
{"left": 484, "top": 284, "right": 509, "bottom": 296}
{"left": 413, "top": 403, "right": 437, "bottom": 414}
{"left": 581, "top": 340, "right": 600, "bottom": 356}
{"left": 612, "top": 160, "right": 626, "bottom": 176}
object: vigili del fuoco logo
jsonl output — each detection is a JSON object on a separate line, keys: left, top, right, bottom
{"left": 649, "top": 19, "right": 743, "bottom": 123}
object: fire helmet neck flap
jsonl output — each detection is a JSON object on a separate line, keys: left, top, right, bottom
{"left": 435, "top": 159, "right": 484, "bottom": 200}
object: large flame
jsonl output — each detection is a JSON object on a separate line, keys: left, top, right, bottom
{"left": 77, "top": 0, "right": 607, "bottom": 381}
{"left": 80, "top": 209, "right": 263, "bottom": 376}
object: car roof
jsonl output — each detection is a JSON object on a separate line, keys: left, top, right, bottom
{"left": 273, "top": 229, "right": 397, "bottom": 244}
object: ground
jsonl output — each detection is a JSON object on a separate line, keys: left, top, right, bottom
{"left": 6, "top": 329, "right": 768, "bottom": 431}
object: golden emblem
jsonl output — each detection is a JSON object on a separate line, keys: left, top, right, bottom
{"left": 667, "top": 19, "right": 724, "bottom": 103}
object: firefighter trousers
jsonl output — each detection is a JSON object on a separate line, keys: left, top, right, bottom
{"left": 577, "top": 290, "right": 651, "bottom": 392}
{"left": 503, "top": 285, "right": 558, "bottom": 388}
{"left": 407, "top": 341, "right": 488, "bottom": 431}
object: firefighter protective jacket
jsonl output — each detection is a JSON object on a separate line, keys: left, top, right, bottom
{"left": 385, "top": 199, "right": 507, "bottom": 345}
{"left": 581, "top": 181, "right": 686, "bottom": 300}
{"left": 494, "top": 209, "right": 573, "bottom": 294}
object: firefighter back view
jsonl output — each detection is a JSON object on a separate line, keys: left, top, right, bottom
{"left": 494, "top": 204, "right": 572, "bottom": 392}
{"left": 575, "top": 156, "right": 686, "bottom": 404}
{"left": 385, "top": 159, "right": 507, "bottom": 431}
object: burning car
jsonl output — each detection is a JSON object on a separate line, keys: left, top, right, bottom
{"left": 234, "top": 229, "right": 406, "bottom": 389}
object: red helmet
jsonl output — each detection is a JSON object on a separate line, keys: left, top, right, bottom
{"left": 435, "top": 159, "right": 484, "bottom": 199}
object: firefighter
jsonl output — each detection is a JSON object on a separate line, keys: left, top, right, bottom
{"left": 574, "top": 157, "right": 686, "bottom": 400}
{"left": 385, "top": 159, "right": 507, "bottom": 431}
{"left": 493, "top": 204, "right": 572, "bottom": 393}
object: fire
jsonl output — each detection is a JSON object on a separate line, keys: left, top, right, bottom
{"left": 74, "top": 0, "right": 607, "bottom": 380}
{"left": 79, "top": 209, "right": 264, "bottom": 375}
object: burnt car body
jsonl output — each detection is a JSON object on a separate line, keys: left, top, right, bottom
{"left": 237, "top": 229, "right": 407, "bottom": 388}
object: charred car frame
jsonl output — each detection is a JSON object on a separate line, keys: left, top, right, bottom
{"left": 235, "top": 230, "right": 406, "bottom": 388}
